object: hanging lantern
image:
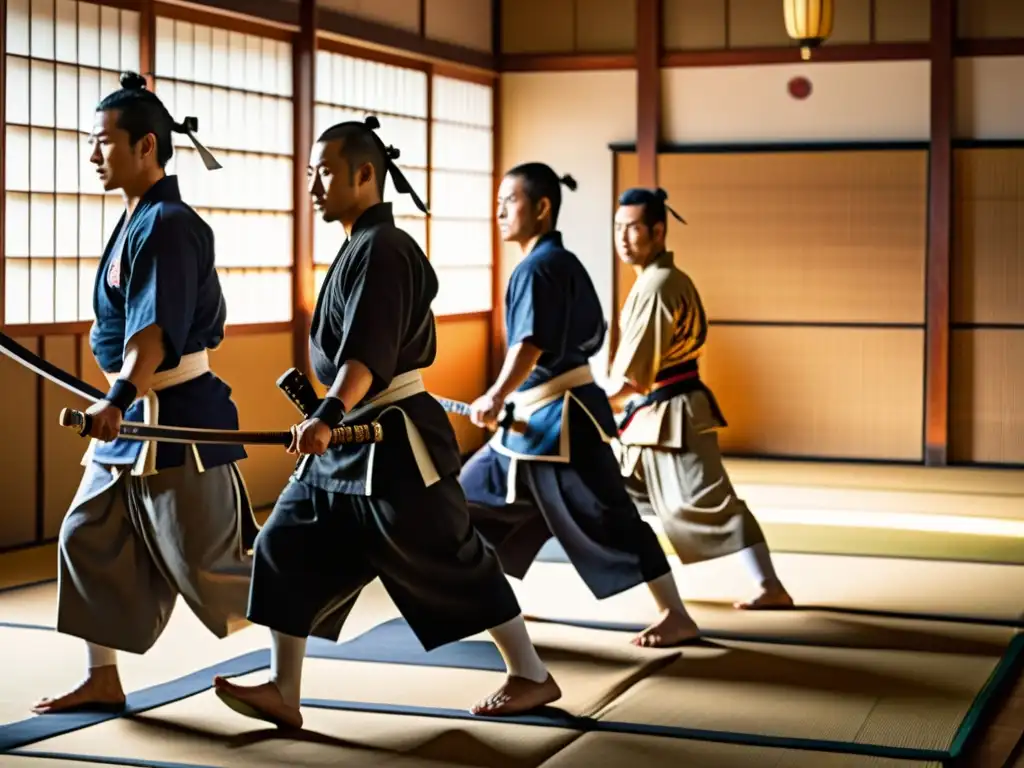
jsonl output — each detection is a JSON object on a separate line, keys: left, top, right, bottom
{"left": 784, "top": 0, "right": 834, "bottom": 61}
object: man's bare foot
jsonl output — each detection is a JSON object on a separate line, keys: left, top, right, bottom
{"left": 32, "top": 666, "right": 126, "bottom": 715}
{"left": 213, "top": 676, "right": 303, "bottom": 730}
{"left": 470, "top": 674, "right": 561, "bottom": 717}
{"left": 734, "top": 583, "right": 794, "bottom": 610}
{"left": 631, "top": 609, "right": 701, "bottom": 648}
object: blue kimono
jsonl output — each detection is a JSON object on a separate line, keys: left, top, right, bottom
{"left": 460, "top": 231, "right": 670, "bottom": 600}
{"left": 89, "top": 175, "right": 245, "bottom": 472}
{"left": 55, "top": 174, "right": 256, "bottom": 657}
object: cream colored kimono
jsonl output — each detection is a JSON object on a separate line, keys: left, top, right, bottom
{"left": 610, "top": 251, "right": 767, "bottom": 564}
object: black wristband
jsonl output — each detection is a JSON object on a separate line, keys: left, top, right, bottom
{"left": 105, "top": 379, "right": 138, "bottom": 415}
{"left": 311, "top": 396, "right": 345, "bottom": 428}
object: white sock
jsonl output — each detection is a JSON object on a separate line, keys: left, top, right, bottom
{"left": 738, "top": 543, "right": 781, "bottom": 589}
{"left": 86, "top": 642, "right": 117, "bottom": 669}
{"left": 487, "top": 615, "right": 549, "bottom": 683}
{"left": 270, "top": 630, "right": 307, "bottom": 708}
{"left": 646, "top": 572, "right": 692, "bottom": 619}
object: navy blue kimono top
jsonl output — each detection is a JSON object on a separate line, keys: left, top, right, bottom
{"left": 89, "top": 174, "right": 245, "bottom": 472}
{"left": 497, "top": 230, "right": 618, "bottom": 458}
{"left": 295, "top": 202, "right": 463, "bottom": 495}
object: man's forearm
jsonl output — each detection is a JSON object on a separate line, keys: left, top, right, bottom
{"left": 118, "top": 324, "right": 167, "bottom": 397}
{"left": 325, "top": 360, "right": 374, "bottom": 413}
{"left": 603, "top": 372, "right": 644, "bottom": 412}
{"left": 489, "top": 341, "right": 542, "bottom": 401}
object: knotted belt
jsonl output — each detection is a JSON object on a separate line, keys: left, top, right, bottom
{"left": 82, "top": 350, "right": 212, "bottom": 476}
{"left": 488, "top": 364, "right": 612, "bottom": 503}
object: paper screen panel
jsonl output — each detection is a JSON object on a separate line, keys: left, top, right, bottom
{"left": 953, "top": 148, "right": 1024, "bottom": 325}
{"left": 153, "top": 15, "right": 294, "bottom": 324}
{"left": 4, "top": 0, "right": 140, "bottom": 324}
{"left": 654, "top": 150, "right": 927, "bottom": 324}
{"left": 950, "top": 329, "right": 1024, "bottom": 465}
{"left": 700, "top": 325, "right": 924, "bottom": 460}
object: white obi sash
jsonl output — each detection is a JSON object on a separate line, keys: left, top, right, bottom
{"left": 296, "top": 369, "right": 440, "bottom": 495}
{"left": 487, "top": 364, "right": 613, "bottom": 503}
{"left": 81, "top": 350, "right": 212, "bottom": 477}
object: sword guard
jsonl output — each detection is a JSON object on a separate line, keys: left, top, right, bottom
{"left": 496, "top": 402, "right": 529, "bottom": 435}
{"left": 59, "top": 408, "right": 92, "bottom": 437}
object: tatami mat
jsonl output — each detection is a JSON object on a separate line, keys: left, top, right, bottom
{"left": 300, "top": 623, "right": 679, "bottom": 718}
{"left": 15, "top": 690, "right": 579, "bottom": 768}
{"left": 1, "top": 550, "right": 1021, "bottom": 767}
{"left": 534, "top": 732, "right": 944, "bottom": 768}
{"left": 526, "top": 551, "right": 1024, "bottom": 626}
{"left": 592, "top": 637, "right": 1008, "bottom": 754}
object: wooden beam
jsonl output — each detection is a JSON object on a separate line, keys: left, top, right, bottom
{"left": 500, "top": 53, "right": 636, "bottom": 71}
{"left": 636, "top": 0, "right": 660, "bottom": 189}
{"left": 0, "top": 0, "right": 7, "bottom": 328}
{"left": 140, "top": 0, "right": 156, "bottom": 85}
{"left": 317, "top": 7, "right": 494, "bottom": 71}
{"left": 661, "top": 42, "right": 929, "bottom": 67}
{"left": 924, "top": 0, "right": 954, "bottom": 466}
{"left": 490, "top": 0, "right": 505, "bottom": 381}
{"left": 610, "top": 0, "right": 660, "bottom": 356}
{"left": 955, "top": 37, "right": 1024, "bottom": 57}
{"left": 292, "top": 0, "right": 316, "bottom": 375}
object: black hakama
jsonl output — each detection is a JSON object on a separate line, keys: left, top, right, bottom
{"left": 246, "top": 203, "right": 521, "bottom": 651}
{"left": 460, "top": 231, "right": 671, "bottom": 600}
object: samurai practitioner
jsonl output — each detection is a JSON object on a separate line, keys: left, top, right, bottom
{"left": 213, "top": 118, "right": 560, "bottom": 730}
{"left": 607, "top": 187, "right": 793, "bottom": 610}
{"left": 460, "top": 163, "right": 701, "bottom": 648}
{"left": 33, "top": 72, "right": 257, "bottom": 715}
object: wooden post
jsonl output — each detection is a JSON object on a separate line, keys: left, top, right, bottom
{"left": 924, "top": 0, "right": 954, "bottom": 465}
{"left": 292, "top": 0, "right": 316, "bottom": 374}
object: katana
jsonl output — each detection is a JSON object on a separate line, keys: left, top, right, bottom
{"left": 58, "top": 408, "right": 383, "bottom": 446}
{"left": 276, "top": 367, "right": 528, "bottom": 434}
{"left": 0, "top": 330, "right": 383, "bottom": 447}
{"left": 0, "top": 330, "right": 106, "bottom": 403}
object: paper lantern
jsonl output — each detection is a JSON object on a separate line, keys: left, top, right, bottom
{"left": 784, "top": 0, "right": 834, "bottom": 60}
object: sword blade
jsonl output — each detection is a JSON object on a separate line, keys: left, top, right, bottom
{"left": 434, "top": 396, "right": 471, "bottom": 417}
{"left": 0, "top": 331, "right": 106, "bottom": 403}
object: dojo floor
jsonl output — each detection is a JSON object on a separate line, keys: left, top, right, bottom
{"left": 1, "top": 460, "right": 1023, "bottom": 768}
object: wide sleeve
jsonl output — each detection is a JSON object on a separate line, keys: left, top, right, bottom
{"left": 505, "top": 260, "right": 567, "bottom": 355}
{"left": 122, "top": 212, "right": 199, "bottom": 370}
{"left": 332, "top": 235, "right": 412, "bottom": 389}
{"left": 609, "top": 286, "right": 674, "bottom": 393}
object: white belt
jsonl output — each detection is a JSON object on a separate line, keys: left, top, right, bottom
{"left": 82, "top": 350, "right": 212, "bottom": 477}
{"left": 488, "top": 364, "right": 611, "bottom": 503}
{"left": 503, "top": 365, "right": 595, "bottom": 417}
{"left": 298, "top": 369, "right": 440, "bottom": 494}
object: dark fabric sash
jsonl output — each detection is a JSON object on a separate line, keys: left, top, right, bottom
{"left": 617, "top": 359, "right": 727, "bottom": 433}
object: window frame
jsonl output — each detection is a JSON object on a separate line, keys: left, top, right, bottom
{"left": 0, "top": 5, "right": 499, "bottom": 335}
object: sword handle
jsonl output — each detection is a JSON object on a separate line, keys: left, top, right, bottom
{"left": 328, "top": 422, "right": 384, "bottom": 445}
{"left": 277, "top": 367, "right": 320, "bottom": 417}
{"left": 59, "top": 408, "right": 92, "bottom": 437}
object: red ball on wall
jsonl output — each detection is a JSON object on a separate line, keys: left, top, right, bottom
{"left": 788, "top": 76, "right": 812, "bottom": 100}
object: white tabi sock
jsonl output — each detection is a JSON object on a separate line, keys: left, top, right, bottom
{"left": 646, "top": 572, "right": 692, "bottom": 618}
{"left": 270, "top": 630, "right": 307, "bottom": 709}
{"left": 487, "top": 615, "right": 549, "bottom": 683}
{"left": 737, "top": 542, "right": 782, "bottom": 589}
{"left": 86, "top": 642, "right": 117, "bottom": 669}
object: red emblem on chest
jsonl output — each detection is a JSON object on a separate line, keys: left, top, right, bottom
{"left": 107, "top": 256, "right": 121, "bottom": 288}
